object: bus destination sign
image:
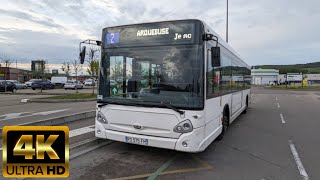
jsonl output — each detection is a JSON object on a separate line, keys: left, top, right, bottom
{"left": 104, "top": 21, "right": 198, "bottom": 47}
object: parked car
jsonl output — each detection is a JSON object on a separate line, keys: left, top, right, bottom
{"left": 51, "top": 76, "right": 68, "bottom": 87}
{"left": 84, "top": 79, "right": 96, "bottom": 86}
{"left": 110, "top": 80, "right": 117, "bottom": 87}
{"left": 64, "top": 80, "right": 83, "bottom": 90}
{"left": 7, "top": 80, "right": 27, "bottom": 89}
{"left": 25, "top": 79, "right": 40, "bottom": 87}
{"left": 0, "top": 80, "right": 17, "bottom": 93}
{"left": 31, "top": 80, "right": 55, "bottom": 90}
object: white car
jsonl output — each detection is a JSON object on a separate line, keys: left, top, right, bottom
{"left": 64, "top": 80, "right": 83, "bottom": 90}
{"left": 110, "top": 80, "right": 117, "bottom": 86}
{"left": 84, "top": 79, "right": 96, "bottom": 86}
{"left": 25, "top": 79, "right": 40, "bottom": 87}
{"left": 7, "top": 80, "right": 27, "bottom": 89}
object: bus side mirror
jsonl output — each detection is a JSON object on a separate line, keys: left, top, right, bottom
{"left": 211, "top": 47, "right": 221, "bottom": 67}
{"left": 80, "top": 46, "right": 86, "bottom": 64}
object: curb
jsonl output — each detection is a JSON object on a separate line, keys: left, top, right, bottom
{"left": 0, "top": 92, "right": 93, "bottom": 96}
{"left": 27, "top": 98, "right": 96, "bottom": 103}
{"left": 0, "top": 110, "right": 96, "bottom": 137}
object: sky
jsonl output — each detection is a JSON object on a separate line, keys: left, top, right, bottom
{"left": 0, "top": 0, "right": 319, "bottom": 71}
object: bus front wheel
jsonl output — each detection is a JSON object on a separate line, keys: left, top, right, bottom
{"left": 217, "top": 113, "right": 229, "bottom": 141}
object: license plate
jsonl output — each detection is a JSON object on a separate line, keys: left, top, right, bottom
{"left": 125, "top": 136, "right": 148, "bottom": 145}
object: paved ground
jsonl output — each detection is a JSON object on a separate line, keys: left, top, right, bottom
{"left": 66, "top": 87, "right": 320, "bottom": 180}
{"left": 0, "top": 94, "right": 95, "bottom": 127}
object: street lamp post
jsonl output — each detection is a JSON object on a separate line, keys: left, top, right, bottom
{"left": 226, "top": 0, "right": 229, "bottom": 43}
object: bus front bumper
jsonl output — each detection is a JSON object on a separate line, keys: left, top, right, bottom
{"left": 95, "top": 122, "right": 206, "bottom": 152}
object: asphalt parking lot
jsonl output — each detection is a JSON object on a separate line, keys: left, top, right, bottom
{"left": 66, "top": 87, "right": 320, "bottom": 180}
{"left": 0, "top": 93, "right": 95, "bottom": 126}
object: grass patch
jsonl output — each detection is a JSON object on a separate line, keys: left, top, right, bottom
{"left": 45, "top": 93, "right": 96, "bottom": 99}
{"left": 270, "top": 85, "right": 320, "bottom": 91}
{"left": 303, "top": 67, "right": 320, "bottom": 74}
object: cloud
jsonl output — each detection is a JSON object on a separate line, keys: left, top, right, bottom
{"left": 0, "top": 9, "right": 64, "bottom": 29}
{"left": 0, "top": 0, "right": 319, "bottom": 66}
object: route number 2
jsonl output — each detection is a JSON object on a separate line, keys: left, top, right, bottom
{"left": 107, "top": 32, "right": 119, "bottom": 44}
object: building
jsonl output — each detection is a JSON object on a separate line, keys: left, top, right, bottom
{"left": 31, "top": 60, "right": 46, "bottom": 79}
{"left": 0, "top": 67, "right": 32, "bottom": 82}
{"left": 251, "top": 69, "right": 279, "bottom": 85}
{"left": 31, "top": 60, "right": 46, "bottom": 73}
{"left": 305, "top": 74, "right": 320, "bottom": 84}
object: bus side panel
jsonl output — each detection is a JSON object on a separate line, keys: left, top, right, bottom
{"left": 204, "top": 97, "right": 221, "bottom": 138}
{"left": 203, "top": 93, "right": 232, "bottom": 144}
{"left": 231, "top": 91, "right": 242, "bottom": 115}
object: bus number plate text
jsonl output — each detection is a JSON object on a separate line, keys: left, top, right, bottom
{"left": 125, "top": 136, "right": 148, "bottom": 145}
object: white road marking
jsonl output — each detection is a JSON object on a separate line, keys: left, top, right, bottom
{"left": 32, "top": 109, "right": 69, "bottom": 116}
{"left": 70, "top": 125, "right": 95, "bottom": 138}
{"left": 276, "top": 97, "right": 278, "bottom": 101}
{"left": 0, "top": 109, "right": 69, "bottom": 121}
{"left": 21, "top": 99, "right": 29, "bottom": 103}
{"left": 0, "top": 112, "right": 30, "bottom": 119}
{"left": 280, "top": 113, "right": 286, "bottom": 124}
{"left": 277, "top": 103, "right": 280, "bottom": 108}
{"left": 0, "top": 125, "right": 95, "bottom": 151}
{"left": 289, "top": 140, "right": 310, "bottom": 180}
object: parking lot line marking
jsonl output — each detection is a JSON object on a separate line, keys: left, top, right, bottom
{"left": 289, "top": 140, "right": 309, "bottom": 180}
{"left": 277, "top": 103, "right": 280, "bottom": 108}
{"left": 108, "top": 155, "right": 213, "bottom": 180}
{"left": 147, "top": 154, "right": 178, "bottom": 180}
{"left": 0, "top": 109, "right": 69, "bottom": 121}
{"left": 280, "top": 113, "right": 286, "bottom": 124}
{"left": 109, "top": 173, "right": 154, "bottom": 180}
{"left": 191, "top": 155, "right": 213, "bottom": 169}
{"left": 70, "top": 125, "right": 95, "bottom": 138}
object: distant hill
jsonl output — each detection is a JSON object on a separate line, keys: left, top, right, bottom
{"left": 254, "top": 62, "right": 320, "bottom": 74}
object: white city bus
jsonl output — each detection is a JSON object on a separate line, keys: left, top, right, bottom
{"left": 94, "top": 19, "right": 251, "bottom": 152}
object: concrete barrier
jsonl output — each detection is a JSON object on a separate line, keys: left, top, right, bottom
{"left": 0, "top": 110, "right": 96, "bottom": 137}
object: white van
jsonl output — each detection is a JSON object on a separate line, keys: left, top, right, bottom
{"left": 51, "top": 76, "right": 68, "bottom": 87}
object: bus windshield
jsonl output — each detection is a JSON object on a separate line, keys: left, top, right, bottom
{"left": 99, "top": 45, "right": 204, "bottom": 110}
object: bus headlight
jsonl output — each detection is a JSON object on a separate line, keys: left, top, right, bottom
{"left": 97, "top": 111, "right": 108, "bottom": 124}
{"left": 173, "top": 120, "right": 193, "bottom": 133}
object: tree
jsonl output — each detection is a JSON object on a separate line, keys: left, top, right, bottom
{"left": 87, "top": 60, "right": 99, "bottom": 77}
{"left": 72, "top": 59, "right": 82, "bottom": 93}
{"left": 61, "top": 61, "right": 71, "bottom": 76}
{"left": 110, "top": 60, "right": 123, "bottom": 83}
{"left": 0, "top": 55, "right": 13, "bottom": 92}
{"left": 86, "top": 47, "right": 100, "bottom": 95}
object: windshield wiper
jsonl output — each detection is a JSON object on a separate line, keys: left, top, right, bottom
{"left": 98, "top": 99, "right": 185, "bottom": 115}
{"left": 160, "top": 101, "right": 185, "bottom": 115}
{"left": 97, "top": 102, "right": 108, "bottom": 108}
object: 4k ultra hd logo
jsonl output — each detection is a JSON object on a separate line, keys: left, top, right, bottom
{"left": 2, "top": 126, "right": 69, "bottom": 178}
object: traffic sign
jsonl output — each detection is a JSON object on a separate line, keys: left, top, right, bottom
{"left": 112, "top": 87, "right": 118, "bottom": 95}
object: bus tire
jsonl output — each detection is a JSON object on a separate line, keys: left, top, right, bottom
{"left": 217, "top": 110, "right": 229, "bottom": 141}
{"left": 243, "top": 96, "right": 249, "bottom": 114}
